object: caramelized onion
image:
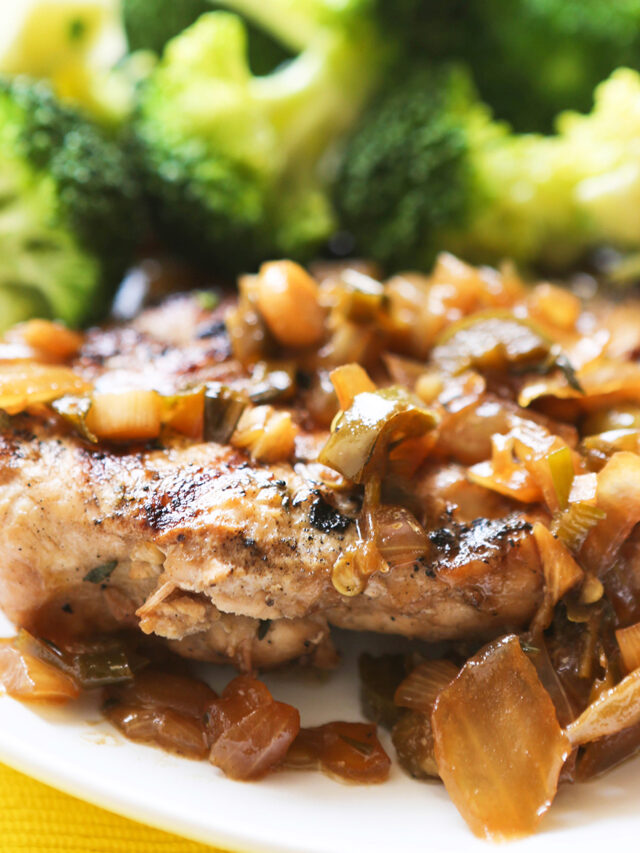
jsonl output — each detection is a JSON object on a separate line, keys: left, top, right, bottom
{"left": 394, "top": 660, "right": 458, "bottom": 713}
{"left": 391, "top": 711, "right": 438, "bottom": 779}
{"left": 616, "top": 622, "right": 640, "bottom": 674}
{"left": 372, "top": 505, "right": 430, "bottom": 570}
{"left": 0, "top": 363, "right": 91, "bottom": 414}
{"left": 531, "top": 523, "right": 584, "bottom": 632}
{"left": 329, "top": 363, "right": 376, "bottom": 410}
{"left": 106, "top": 704, "right": 208, "bottom": 759}
{"left": 85, "top": 390, "right": 162, "bottom": 442}
{"left": 207, "top": 676, "right": 300, "bottom": 780}
{"left": 0, "top": 641, "right": 79, "bottom": 702}
{"left": 231, "top": 405, "right": 297, "bottom": 463}
{"left": 580, "top": 452, "right": 640, "bottom": 574}
{"left": 432, "top": 635, "right": 569, "bottom": 840}
{"left": 287, "top": 722, "right": 390, "bottom": 784}
{"left": 319, "top": 387, "right": 437, "bottom": 483}
{"left": 566, "top": 668, "right": 640, "bottom": 746}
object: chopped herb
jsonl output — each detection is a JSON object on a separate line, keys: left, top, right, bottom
{"left": 83, "top": 560, "right": 117, "bottom": 584}
{"left": 195, "top": 290, "right": 219, "bottom": 311}
{"left": 339, "top": 733, "right": 374, "bottom": 756}
{"left": 553, "top": 350, "right": 584, "bottom": 394}
{"left": 257, "top": 619, "right": 272, "bottom": 640}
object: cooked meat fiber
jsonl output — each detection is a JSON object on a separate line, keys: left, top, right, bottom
{"left": 0, "top": 296, "right": 543, "bottom": 670}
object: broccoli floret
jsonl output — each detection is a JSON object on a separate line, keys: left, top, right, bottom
{"left": 121, "top": 0, "right": 291, "bottom": 75}
{"left": 468, "top": 0, "right": 640, "bottom": 132}
{"left": 0, "top": 76, "right": 143, "bottom": 330}
{"left": 0, "top": 1, "right": 137, "bottom": 127}
{"left": 336, "top": 65, "right": 640, "bottom": 272}
{"left": 133, "top": 3, "right": 385, "bottom": 273}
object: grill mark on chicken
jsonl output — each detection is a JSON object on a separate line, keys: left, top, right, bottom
{"left": 0, "top": 296, "right": 544, "bottom": 670}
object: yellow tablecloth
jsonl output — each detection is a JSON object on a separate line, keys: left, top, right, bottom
{"left": 0, "top": 761, "right": 228, "bottom": 853}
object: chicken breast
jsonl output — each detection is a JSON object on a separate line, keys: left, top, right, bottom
{"left": 0, "top": 295, "right": 543, "bottom": 670}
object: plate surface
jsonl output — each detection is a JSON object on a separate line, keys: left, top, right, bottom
{"left": 0, "top": 610, "right": 639, "bottom": 853}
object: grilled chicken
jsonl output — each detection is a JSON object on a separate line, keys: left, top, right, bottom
{"left": 0, "top": 295, "right": 543, "bottom": 670}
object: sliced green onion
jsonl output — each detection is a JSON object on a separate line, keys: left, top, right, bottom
{"left": 318, "top": 387, "right": 437, "bottom": 483}
{"left": 551, "top": 503, "right": 606, "bottom": 552}
{"left": 433, "top": 311, "right": 550, "bottom": 376}
{"left": 547, "top": 446, "right": 574, "bottom": 511}
{"left": 203, "top": 383, "right": 247, "bottom": 444}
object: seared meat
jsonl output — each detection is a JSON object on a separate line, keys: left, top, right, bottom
{"left": 0, "top": 295, "right": 543, "bottom": 670}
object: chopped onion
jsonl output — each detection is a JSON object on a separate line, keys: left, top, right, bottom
{"left": 0, "top": 640, "right": 79, "bottom": 702}
{"left": 329, "top": 363, "right": 376, "bottom": 410}
{"left": 231, "top": 405, "right": 297, "bottom": 463}
{"left": 433, "top": 311, "right": 550, "bottom": 376}
{"left": 580, "top": 452, "right": 640, "bottom": 574}
{"left": 9, "top": 319, "right": 83, "bottom": 361}
{"left": 519, "top": 359, "right": 640, "bottom": 410}
{"left": 394, "top": 659, "right": 458, "bottom": 712}
{"left": 0, "top": 363, "right": 91, "bottom": 414}
{"left": 85, "top": 390, "right": 162, "bottom": 442}
{"left": 531, "top": 522, "right": 584, "bottom": 632}
{"left": 286, "top": 722, "right": 390, "bottom": 784}
{"left": 207, "top": 675, "right": 300, "bottom": 780}
{"left": 372, "top": 505, "right": 430, "bottom": 570}
{"left": 566, "top": 667, "right": 640, "bottom": 746}
{"left": 163, "top": 388, "right": 205, "bottom": 439}
{"left": 616, "top": 622, "right": 640, "bottom": 674}
{"left": 391, "top": 711, "right": 438, "bottom": 779}
{"left": 432, "top": 635, "right": 569, "bottom": 840}
{"left": 106, "top": 703, "right": 208, "bottom": 759}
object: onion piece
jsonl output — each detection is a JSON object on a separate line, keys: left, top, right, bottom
{"left": 231, "top": 405, "right": 297, "bottom": 463}
{"left": 286, "top": 722, "right": 390, "bottom": 784}
{"left": 0, "top": 363, "right": 91, "bottom": 414}
{"left": 394, "top": 659, "right": 458, "bottom": 713}
{"left": 0, "top": 641, "right": 79, "bottom": 702}
{"left": 9, "top": 319, "right": 83, "bottom": 361}
{"left": 580, "top": 452, "right": 640, "bottom": 574}
{"left": 391, "top": 711, "right": 438, "bottom": 779}
{"left": 432, "top": 312, "right": 550, "bottom": 376}
{"left": 206, "top": 675, "right": 300, "bottom": 780}
{"left": 565, "top": 668, "right": 640, "bottom": 746}
{"left": 616, "top": 622, "right": 640, "bottom": 674}
{"left": 318, "top": 387, "right": 437, "bottom": 483}
{"left": 162, "top": 388, "right": 205, "bottom": 439}
{"left": 531, "top": 522, "right": 584, "bottom": 632}
{"left": 85, "top": 390, "right": 162, "bottom": 442}
{"left": 372, "top": 505, "right": 430, "bottom": 571}
{"left": 432, "top": 635, "right": 569, "bottom": 840}
{"left": 106, "top": 703, "right": 208, "bottom": 759}
{"left": 329, "top": 363, "right": 376, "bottom": 410}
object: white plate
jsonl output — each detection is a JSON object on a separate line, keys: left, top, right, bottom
{"left": 0, "top": 610, "right": 639, "bottom": 853}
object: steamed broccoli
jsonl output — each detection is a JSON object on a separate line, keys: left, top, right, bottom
{"left": 335, "top": 65, "right": 640, "bottom": 273}
{"left": 133, "top": 2, "right": 385, "bottom": 274}
{"left": 0, "top": 0, "right": 138, "bottom": 126}
{"left": 467, "top": 0, "right": 640, "bottom": 132}
{"left": 121, "top": 0, "right": 291, "bottom": 75}
{"left": 0, "top": 76, "right": 143, "bottom": 330}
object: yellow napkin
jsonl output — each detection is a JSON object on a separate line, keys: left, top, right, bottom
{"left": 0, "top": 761, "right": 227, "bottom": 853}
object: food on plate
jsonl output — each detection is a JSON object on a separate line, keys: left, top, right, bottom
{"left": 0, "top": 75, "right": 143, "bottom": 332}
{"left": 337, "top": 64, "right": 640, "bottom": 271}
{"left": 1, "top": 254, "right": 640, "bottom": 837}
{"left": 132, "top": 4, "right": 384, "bottom": 273}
